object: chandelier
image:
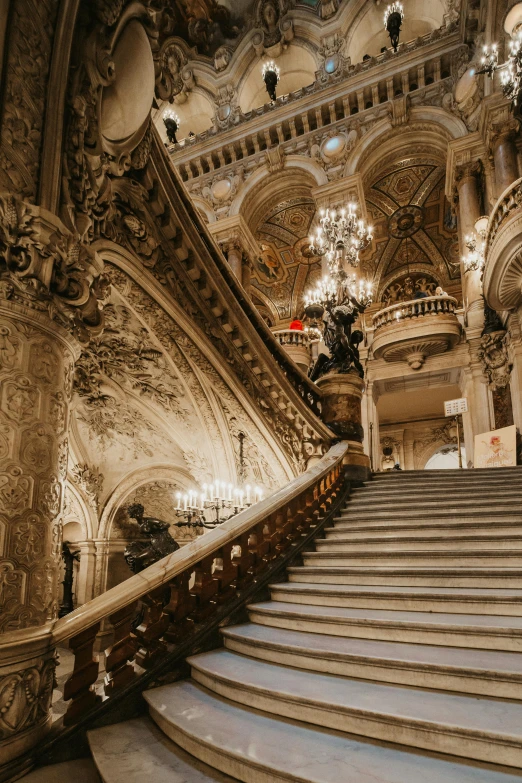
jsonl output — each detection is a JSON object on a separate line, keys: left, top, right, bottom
{"left": 384, "top": 3, "right": 404, "bottom": 53}
{"left": 461, "top": 216, "right": 488, "bottom": 273}
{"left": 309, "top": 205, "right": 373, "bottom": 272}
{"left": 304, "top": 203, "right": 373, "bottom": 381}
{"left": 478, "top": 32, "right": 522, "bottom": 105}
{"left": 174, "top": 482, "right": 264, "bottom": 530}
{"left": 163, "top": 108, "right": 180, "bottom": 144}
{"left": 262, "top": 61, "right": 280, "bottom": 102}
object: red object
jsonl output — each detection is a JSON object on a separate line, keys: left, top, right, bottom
{"left": 289, "top": 319, "right": 304, "bottom": 331}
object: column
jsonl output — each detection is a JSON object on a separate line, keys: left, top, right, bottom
{"left": 508, "top": 306, "right": 522, "bottom": 435}
{"left": 455, "top": 162, "right": 485, "bottom": 330}
{"left": 241, "top": 256, "right": 253, "bottom": 296}
{"left": 459, "top": 343, "right": 495, "bottom": 466}
{"left": 76, "top": 540, "right": 97, "bottom": 606}
{"left": 362, "top": 380, "right": 379, "bottom": 472}
{"left": 0, "top": 196, "right": 104, "bottom": 763}
{"left": 224, "top": 242, "right": 242, "bottom": 280}
{"left": 491, "top": 123, "right": 519, "bottom": 194}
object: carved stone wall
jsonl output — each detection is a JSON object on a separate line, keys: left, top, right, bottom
{"left": 0, "top": 304, "right": 75, "bottom": 633}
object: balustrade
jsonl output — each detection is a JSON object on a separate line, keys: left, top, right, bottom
{"left": 373, "top": 295, "right": 458, "bottom": 330}
{"left": 171, "top": 32, "right": 461, "bottom": 183}
{"left": 15, "top": 443, "right": 347, "bottom": 745}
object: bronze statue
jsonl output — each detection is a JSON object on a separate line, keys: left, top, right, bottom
{"left": 59, "top": 541, "right": 81, "bottom": 617}
{"left": 309, "top": 305, "right": 364, "bottom": 382}
{"left": 124, "top": 503, "right": 180, "bottom": 574}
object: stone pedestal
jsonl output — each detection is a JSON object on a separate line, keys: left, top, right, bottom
{"left": 316, "top": 371, "right": 370, "bottom": 480}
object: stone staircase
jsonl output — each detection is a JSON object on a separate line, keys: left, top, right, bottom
{"left": 36, "top": 468, "right": 522, "bottom": 782}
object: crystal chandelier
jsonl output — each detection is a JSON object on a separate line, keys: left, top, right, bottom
{"left": 461, "top": 216, "right": 488, "bottom": 273}
{"left": 384, "top": 3, "right": 404, "bottom": 53}
{"left": 174, "top": 481, "right": 264, "bottom": 530}
{"left": 478, "top": 32, "right": 522, "bottom": 105}
{"left": 163, "top": 108, "right": 180, "bottom": 144}
{"left": 262, "top": 61, "right": 280, "bottom": 102}
{"left": 309, "top": 205, "right": 373, "bottom": 272}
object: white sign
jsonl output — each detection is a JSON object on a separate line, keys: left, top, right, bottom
{"left": 444, "top": 397, "right": 468, "bottom": 417}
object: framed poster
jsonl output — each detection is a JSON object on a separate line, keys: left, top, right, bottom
{"left": 474, "top": 425, "right": 517, "bottom": 468}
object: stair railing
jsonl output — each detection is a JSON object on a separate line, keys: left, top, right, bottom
{"left": 30, "top": 442, "right": 347, "bottom": 736}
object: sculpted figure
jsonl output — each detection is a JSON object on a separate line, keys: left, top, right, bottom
{"left": 124, "top": 503, "right": 179, "bottom": 574}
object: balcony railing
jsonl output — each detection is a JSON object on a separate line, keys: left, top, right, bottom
{"left": 273, "top": 329, "right": 310, "bottom": 347}
{"left": 170, "top": 31, "right": 462, "bottom": 183}
{"left": 373, "top": 295, "right": 458, "bottom": 330}
{"left": 485, "top": 176, "right": 522, "bottom": 255}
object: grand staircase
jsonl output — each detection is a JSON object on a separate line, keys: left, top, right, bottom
{"left": 40, "top": 469, "right": 522, "bottom": 782}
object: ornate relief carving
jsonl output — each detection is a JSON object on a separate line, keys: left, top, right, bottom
{"left": 71, "top": 464, "right": 104, "bottom": 511}
{"left": 0, "top": 657, "right": 55, "bottom": 739}
{"left": 478, "top": 331, "right": 511, "bottom": 389}
{"left": 156, "top": 40, "right": 195, "bottom": 103}
{"left": 252, "top": 0, "right": 293, "bottom": 57}
{"left": 0, "top": 0, "right": 59, "bottom": 199}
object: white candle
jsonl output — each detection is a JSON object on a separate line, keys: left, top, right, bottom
{"left": 202, "top": 483, "right": 208, "bottom": 502}
{"left": 209, "top": 484, "right": 214, "bottom": 501}
{"left": 239, "top": 490, "right": 244, "bottom": 508}
{"left": 175, "top": 492, "right": 181, "bottom": 510}
{"left": 200, "top": 492, "right": 205, "bottom": 511}
{"left": 183, "top": 494, "right": 188, "bottom": 511}
{"left": 245, "top": 484, "right": 251, "bottom": 505}
{"left": 228, "top": 483, "right": 233, "bottom": 501}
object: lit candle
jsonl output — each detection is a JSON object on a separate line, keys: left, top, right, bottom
{"left": 214, "top": 479, "right": 220, "bottom": 499}
{"left": 175, "top": 492, "right": 181, "bottom": 510}
{"left": 255, "top": 486, "right": 262, "bottom": 502}
{"left": 228, "top": 483, "right": 233, "bottom": 501}
{"left": 208, "top": 484, "right": 214, "bottom": 501}
{"left": 202, "top": 483, "right": 208, "bottom": 502}
{"left": 200, "top": 492, "right": 205, "bottom": 511}
{"left": 239, "top": 490, "right": 244, "bottom": 508}
{"left": 245, "top": 484, "right": 251, "bottom": 505}
{"left": 183, "top": 494, "right": 188, "bottom": 511}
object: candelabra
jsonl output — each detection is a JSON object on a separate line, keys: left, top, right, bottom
{"left": 478, "top": 32, "right": 522, "bottom": 105}
{"left": 308, "top": 205, "right": 373, "bottom": 272}
{"left": 262, "top": 61, "right": 280, "bottom": 102}
{"left": 163, "top": 108, "right": 180, "bottom": 144}
{"left": 384, "top": 3, "right": 404, "bottom": 53}
{"left": 461, "top": 216, "right": 488, "bottom": 273}
{"left": 174, "top": 482, "right": 263, "bottom": 530}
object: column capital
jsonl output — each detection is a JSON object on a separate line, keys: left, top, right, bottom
{"left": 454, "top": 159, "right": 483, "bottom": 187}
{"left": 490, "top": 119, "right": 520, "bottom": 153}
{"left": 0, "top": 195, "right": 108, "bottom": 345}
{"left": 207, "top": 213, "right": 260, "bottom": 265}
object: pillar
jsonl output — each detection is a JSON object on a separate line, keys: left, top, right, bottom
{"left": 362, "top": 380, "right": 379, "bottom": 471}
{"left": 76, "top": 540, "right": 97, "bottom": 606}
{"left": 316, "top": 371, "right": 371, "bottom": 480}
{"left": 491, "top": 124, "right": 519, "bottom": 194}
{"left": 0, "top": 196, "right": 104, "bottom": 765}
{"left": 459, "top": 343, "right": 495, "bottom": 466}
{"left": 508, "top": 306, "right": 522, "bottom": 436}
{"left": 455, "top": 162, "right": 484, "bottom": 330}
{"left": 225, "top": 243, "right": 242, "bottom": 280}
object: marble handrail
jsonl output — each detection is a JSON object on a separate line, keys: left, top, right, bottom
{"left": 54, "top": 442, "right": 346, "bottom": 644}
{"left": 24, "top": 441, "right": 346, "bottom": 726}
{"left": 372, "top": 295, "right": 458, "bottom": 330}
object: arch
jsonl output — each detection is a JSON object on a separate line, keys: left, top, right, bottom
{"left": 345, "top": 108, "right": 467, "bottom": 180}
{"left": 238, "top": 43, "right": 319, "bottom": 114}
{"left": 62, "top": 479, "right": 95, "bottom": 540}
{"left": 424, "top": 442, "right": 466, "bottom": 469}
{"left": 153, "top": 89, "right": 215, "bottom": 142}
{"left": 230, "top": 159, "right": 326, "bottom": 222}
{"left": 345, "top": 0, "right": 446, "bottom": 65}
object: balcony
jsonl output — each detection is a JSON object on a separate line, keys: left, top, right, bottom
{"left": 273, "top": 329, "right": 311, "bottom": 373}
{"left": 372, "top": 296, "right": 461, "bottom": 369}
{"left": 483, "top": 176, "right": 522, "bottom": 311}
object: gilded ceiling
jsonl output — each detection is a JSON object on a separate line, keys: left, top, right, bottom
{"left": 250, "top": 196, "right": 322, "bottom": 324}
{"left": 361, "top": 160, "right": 461, "bottom": 301}
{"left": 161, "top": 0, "right": 320, "bottom": 58}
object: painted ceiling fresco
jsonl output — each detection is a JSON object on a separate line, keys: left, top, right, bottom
{"left": 250, "top": 196, "right": 322, "bottom": 325}
{"left": 361, "top": 160, "right": 461, "bottom": 302}
{"left": 161, "top": 0, "right": 320, "bottom": 58}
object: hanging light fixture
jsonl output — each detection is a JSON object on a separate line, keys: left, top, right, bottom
{"left": 173, "top": 482, "right": 264, "bottom": 530}
{"left": 262, "top": 61, "right": 280, "bottom": 102}
{"left": 303, "top": 203, "right": 373, "bottom": 381}
{"left": 461, "top": 216, "right": 488, "bottom": 273}
{"left": 478, "top": 31, "right": 522, "bottom": 105}
{"left": 163, "top": 108, "right": 180, "bottom": 144}
{"left": 384, "top": 3, "right": 404, "bottom": 53}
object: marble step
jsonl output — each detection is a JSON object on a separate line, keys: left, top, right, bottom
{"left": 332, "top": 515, "right": 522, "bottom": 531}
{"left": 287, "top": 565, "right": 522, "bottom": 588}
{"left": 370, "top": 467, "right": 522, "bottom": 479}
{"left": 268, "top": 581, "right": 522, "bottom": 615}
{"left": 351, "top": 483, "right": 522, "bottom": 497}
{"left": 302, "top": 550, "right": 522, "bottom": 567}
{"left": 338, "top": 506, "right": 522, "bottom": 522}
{"left": 145, "top": 680, "right": 522, "bottom": 783}
{"left": 247, "top": 600, "right": 522, "bottom": 650}
{"left": 188, "top": 649, "right": 522, "bottom": 766}
{"left": 316, "top": 534, "right": 522, "bottom": 551}
{"left": 326, "top": 520, "right": 522, "bottom": 538}
{"left": 20, "top": 760, "right": 101, "bottom": 783}
{"left": 88, "top": 716, "right": 237, "bottom": 783}
{"left": 345, "top": 498, "right": 521, "bottom": 512}
{"left": 221, "top": 622, "right": 522, "bottom": 697}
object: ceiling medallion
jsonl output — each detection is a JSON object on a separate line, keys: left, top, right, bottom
{"left": 388, "top": 205, "right": 424, "bottom": 239}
